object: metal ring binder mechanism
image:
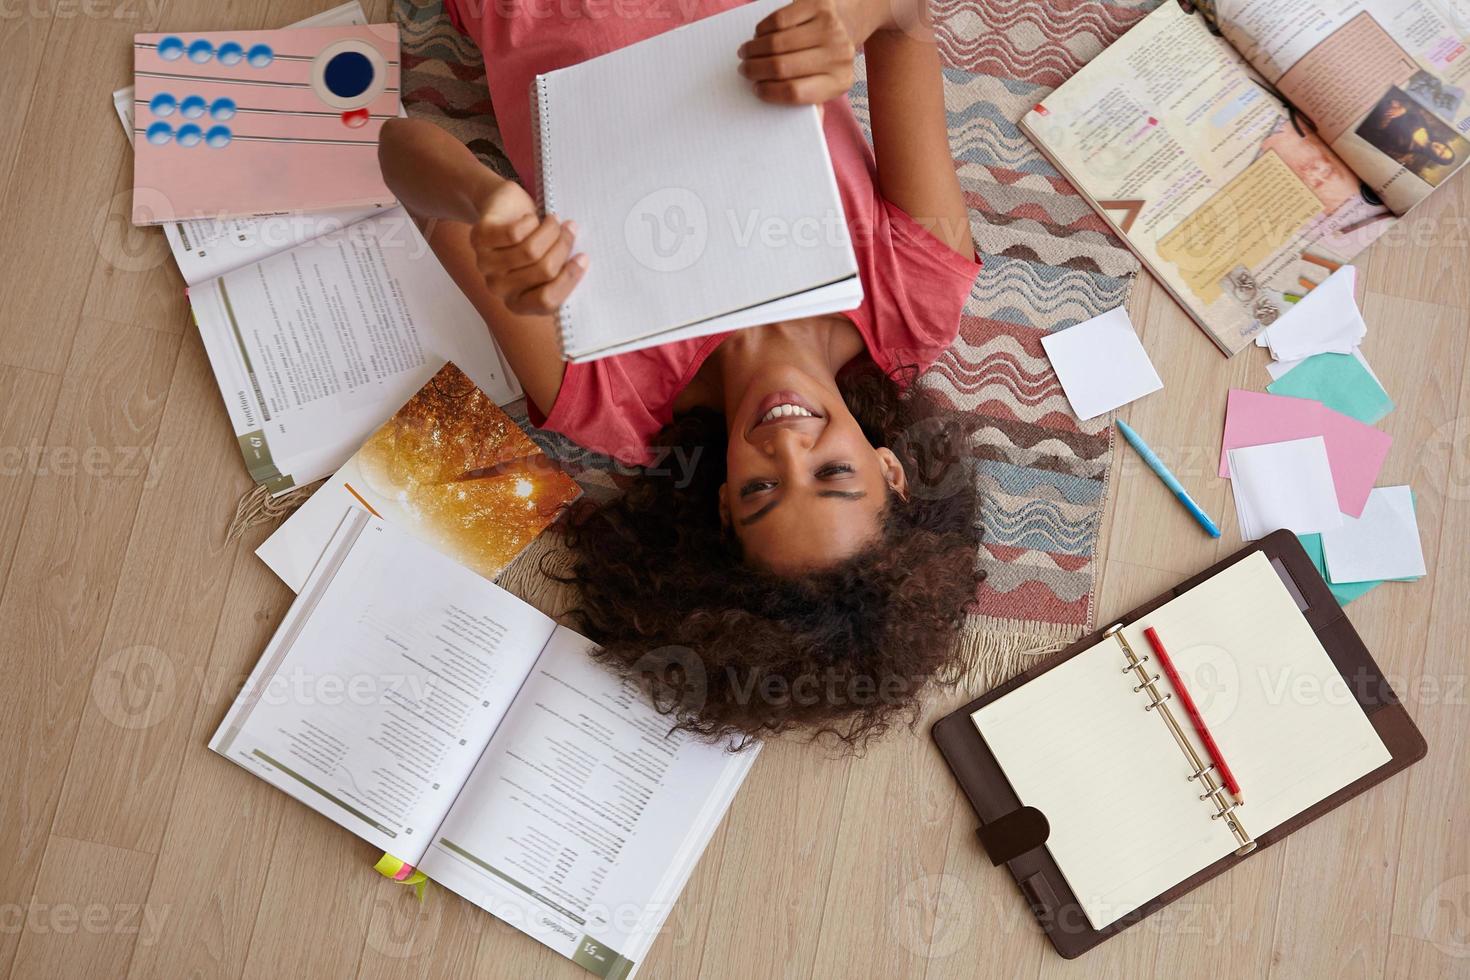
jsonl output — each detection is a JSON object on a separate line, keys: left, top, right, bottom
{"left": 1103, "top": 623, "right": 1257, "bottom": 856}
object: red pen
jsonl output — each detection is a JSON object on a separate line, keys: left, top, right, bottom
{"left": 1144, "top": 626, "right": 1244, "bottom": 804}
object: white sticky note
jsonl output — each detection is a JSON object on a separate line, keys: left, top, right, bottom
{"left": 1321, "top": 485, "right": 1426, "bottom": 584}
{"left": 1263, "top": 266, "right": 1366, "bottom": 362}
{"left": 1227, "top": 437, "right": 1343, "bottom": 541}
{"left": 1040, "top": 306, "right": 1162, "bottom": 421}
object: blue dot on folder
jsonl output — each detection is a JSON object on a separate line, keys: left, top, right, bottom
{"left": 148, "top": 93, "right": 176, "bottom": 117}
{"left": 176, "top": 124, "right": 203, "bottom": 147}
{"left": 210, "top": 98, "right": 237, "bottom": 120}
{"left": 187, "top": 39, "right": 214, "bottom": 63}
{"left": 145, "top": 122, "right": 173, "bottom": 145}
{"left": 156, "top": 36, "right": 184, "bottom": 61}
{"left": 205, "top": 126, "right": 232, "bottom": 148}
{"left": 180, "top": 95, "right": 208, "bottom": 119}
{"left": 247, "top": 44, "right": 274, "bottom": 68}
{"left": 323, "top": 50, "right": 375, "bottom": 99}
{"left": 217, "top": 42, "right": 244, "bottom": 65}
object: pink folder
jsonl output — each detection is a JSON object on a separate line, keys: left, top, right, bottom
{"left": 131, "top": 25, "right": 400, "bottom": 224}
{"left": 1219, "top": 388, "right": 1390, "bottom": 518}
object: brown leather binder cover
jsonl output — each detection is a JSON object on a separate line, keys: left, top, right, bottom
{"left": 931, "top": 530, "right": 1428, "bottom": 958}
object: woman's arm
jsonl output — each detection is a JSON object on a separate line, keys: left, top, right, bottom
{"left": 378, "top": 117, "right": 580, "bottom": 414}
{"left": 860, "top": 28, "right": 975, "bottom": 259}
{"left": 739, "top": 0, "right": 974, "bottom": 259}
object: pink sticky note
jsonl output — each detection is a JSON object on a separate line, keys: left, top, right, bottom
{"left": 1219, "top": 389, "right": 1391, "bottom": 517}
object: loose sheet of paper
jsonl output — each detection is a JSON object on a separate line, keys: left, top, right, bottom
{"left": 1228, "top": 437, "right": 1343, "bottom": 540}
{"left": 1260, "top": 266, "right": 1366, "bottom": 362}
{"left": 1039, "top": 306, "right": 1163, "bottom": 420}
{"left": 1266, "top": 352, "right": 1393, "bottom": 423}
{"left": 1219, "top": 389, "right": 1391, "bottom": 516}
{"left": 1321, "top": 485, "right": 1427, "bottom": 584}
{"left": 972, "top": 552, "right": 1389, "bottom": 931}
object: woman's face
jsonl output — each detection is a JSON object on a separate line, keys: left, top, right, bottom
{"left": 719, "top": 366, "right": 906, "bottom": 574}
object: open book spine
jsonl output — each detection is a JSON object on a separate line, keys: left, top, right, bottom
{"left": 1105, "top": 624, "right": 1257, "bottom": 856}
{"left": 529, "top": 73, "right": 575, "bottom": 359}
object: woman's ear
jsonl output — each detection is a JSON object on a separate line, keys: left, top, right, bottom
{"left": 875, "top": 448, "right": 909, "bottom": 501}
{"left": 718, "top": 483, "right": 732, "bottom": 528}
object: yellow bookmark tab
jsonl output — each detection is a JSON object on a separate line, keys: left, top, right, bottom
{"left": 374, "top": 853, "right": 429, "bottom": 902}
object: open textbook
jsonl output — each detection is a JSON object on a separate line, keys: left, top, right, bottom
{"left": 532, "top": 0, "right": 861, "bottom": 361}
{"left": 212, "top": 509, "right": 757, "bottom": 980}
{"left": 1021, "top": 0, "right": 1470, "bottom": 355}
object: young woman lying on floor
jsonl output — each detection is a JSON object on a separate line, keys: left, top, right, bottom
{"left": 378, "top": 0, "right": 983, "bottom": 747}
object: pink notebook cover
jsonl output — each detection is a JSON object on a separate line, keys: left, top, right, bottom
{"left": 131, "top": 25, "right": 400, "bottom": 225}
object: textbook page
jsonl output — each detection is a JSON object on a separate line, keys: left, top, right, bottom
{"left": 420, "top": 627, "right": 758, "bottom": 980}
{"left": 1214, "top": 0, "right": 1470, "bottom": 213}
{"left": 111, "top": 2, "right": 383, "bottom": 284}
{"left": 210, "top": 510, "right": 557, "bottom": 863}
{"left": 188, "top": 211, "right": 521, "bottom": 493}
{"left": 1020, "top": 2, "right": 1393, "bottom": 355}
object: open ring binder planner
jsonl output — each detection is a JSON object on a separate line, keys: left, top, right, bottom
{"left": 932, "top": 531, "right": 1427, "bottom": 959}
{"left": 1102, "top": 623, "right": 1255, "bottom": 856}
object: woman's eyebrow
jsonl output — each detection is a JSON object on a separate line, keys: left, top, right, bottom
{"left": 739, "top": 490, "right": 866, "bottom": 527}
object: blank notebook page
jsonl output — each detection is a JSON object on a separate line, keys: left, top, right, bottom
{"left": 973, "top": 551, "right": 1390, "bottom": 931}
{"left": 535, "top": 0, "right": 856, "bottom": 356}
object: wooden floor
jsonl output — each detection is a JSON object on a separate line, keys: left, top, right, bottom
{"left": 3, "top": 1, "right": 1470, "bottom": 977}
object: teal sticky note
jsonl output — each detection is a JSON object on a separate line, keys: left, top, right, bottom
{"left": 1268, "top": 353, "right": 1394, "bottom": 424}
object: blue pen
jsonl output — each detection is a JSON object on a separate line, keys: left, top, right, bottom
{"left": 1116, "top": 418, "right": 1221, "bottom": 538}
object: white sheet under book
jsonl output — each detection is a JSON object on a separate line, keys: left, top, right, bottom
{"left": 971, "top": 552, "right": 1390, "bottom": 931}
{"left": 532, "top": 0, "right": 861, "bottom": 362}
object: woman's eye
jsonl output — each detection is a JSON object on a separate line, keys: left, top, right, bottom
{"left": 817, "top": 463, "right": 854, "bottom": 479}
{"left": 739, "top": 480, "right": 776, "bottom": 498}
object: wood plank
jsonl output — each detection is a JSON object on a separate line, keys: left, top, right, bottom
{"left": 7, "top": 836, "right": 158, "bottom": 980}
{"left": 694, "top": 742, "right": 851, "bottom": 980}
{"left": 1358, "top": 171, "right": 1470, "bottom": 314}
{"left": 805, "top": 716, "right": 962, "bottom": 978}
{"left": 124, "top": 534, "right": 293, "bottom": 980}
{"left": 0, "top": 1, "right": 167, "bottom": 374}
{"left": 1382, "top": 315, "right": 1470, "bottom": 960}
{"left": 0, "top": 7, "right": 55, "bottom": 192}
{"left": 50, "top": 327, "right": 252, "bottom": 853}
{"left": 0, "top": 317, "right": 177, "bottom": 976}
{"left": 0, "top": 366, "right": 62, "bottom": 597}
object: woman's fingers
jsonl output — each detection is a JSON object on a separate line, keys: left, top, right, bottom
{"left": 500, "top": 223, "right": 586, "bottom": 314}
{"left": 519, "top": 254, "right": 589, "bottom": 313}
{"left": 739, "top": 45, "right": 848, "bottom": 83}
{"left": 738, "top": 20, "right": 828, "bottom": 59}
{"left": 753, "top": 0, "right": 834, "bottom": 37}
{"left": 479, "top": 214, "right": 567, "bottom": 277}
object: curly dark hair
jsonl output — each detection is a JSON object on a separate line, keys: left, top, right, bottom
{"left": 562, "top": 363, "right": 983, "bottom": 750}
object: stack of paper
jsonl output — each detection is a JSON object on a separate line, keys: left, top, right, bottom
{"left": 1219, "top": 389, "right": 1391, "bottom": 519}
{"left": 1226, "top": 437, "right": 1342, "bottom": 541}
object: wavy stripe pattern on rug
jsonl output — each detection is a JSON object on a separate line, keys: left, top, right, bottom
{"left": 394, "top": 0, "right": 1164, "bottom": 688}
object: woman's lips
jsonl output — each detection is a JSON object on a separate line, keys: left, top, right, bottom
{"left": 750, "top": 390, "right": 824, "bottom": 436}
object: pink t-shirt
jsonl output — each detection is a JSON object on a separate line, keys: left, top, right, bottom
{"left": 447, "top": 0, "right": 981, "bottom": 464}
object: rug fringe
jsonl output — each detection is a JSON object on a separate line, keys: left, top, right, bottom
{"left": 225, "top": 481, "right": 323, "bottom": 542}
{"left": 952, "top": 616, "right": 1081, "bottom": 693}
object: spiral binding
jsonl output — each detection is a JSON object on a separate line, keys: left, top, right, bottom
{"left": 530, "top": 73, "right": 574, "bottom": 358}
{"left": 1104, "top": 623, "right": 1256, "bottom": 856}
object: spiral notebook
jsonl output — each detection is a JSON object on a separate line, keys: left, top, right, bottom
{"left": 529, "top": 0, "right": 861, "bottom": 363}
{"left": 933, "top": 533, "right": 1426, "bottom": 958}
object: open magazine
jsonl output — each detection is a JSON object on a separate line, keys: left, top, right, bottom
{"left": 1021, "top": 0, "right": 1470, "bottom": 354}
{"left": 212, "top": 508, "right": 756, "bottom": 980}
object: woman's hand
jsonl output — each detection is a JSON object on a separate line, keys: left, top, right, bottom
{"left": 470, "top": 178, "right": 587, "bottom": 316}
{"left": 737, "top": 0, "right": 859, "bottom": 105}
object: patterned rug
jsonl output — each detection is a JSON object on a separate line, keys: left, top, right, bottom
{"left": 394, "top": 0, "right": 1162, "bottom": 687}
